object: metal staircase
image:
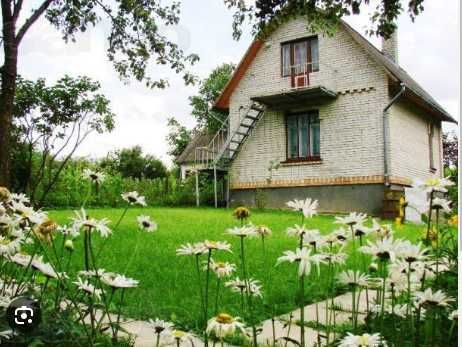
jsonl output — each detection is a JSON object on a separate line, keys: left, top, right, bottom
{"left": 194, "top": 101, "right": 266, "bottom": 170}
{"left": 193, "top": 101, "right": 266, "bottom": 207}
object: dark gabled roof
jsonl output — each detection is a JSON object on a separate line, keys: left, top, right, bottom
{"left": 214, "top": 18, "right": 457, "bottom": 124}
{"left": 340, "top": 21, "right": 457, "bottom": 123}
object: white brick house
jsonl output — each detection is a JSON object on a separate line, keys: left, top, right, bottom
{"left": 177, "top": 17, "right": 456, "bottom": 216}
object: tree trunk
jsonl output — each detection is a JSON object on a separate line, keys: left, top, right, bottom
{"left": 0, "top": 2, "right": 18, "bottom": 188}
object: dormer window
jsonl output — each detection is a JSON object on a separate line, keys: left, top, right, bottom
{"left": 281, "top": 36, "right": 319, "bottom": 77}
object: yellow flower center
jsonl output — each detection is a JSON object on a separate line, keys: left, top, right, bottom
{"left": 216, "top": 313, "right": 233, "bottom": 324}
{"left": 172, "top": 330, "right": 186, "bottom": 338}
{"left": 358, "top": 336, "right": 368, "bottom": 346}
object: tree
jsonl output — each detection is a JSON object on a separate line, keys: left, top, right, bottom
{"left": 100, "top": 145, "right": 167, "bottom": 179}
{"left": 166, "top": 117, "right": 192, "bottom": 159}
{"left": 12, "top": 75, "right": 115, "bottom": 206}
{"left": 189, "top": 63, "right": 235, "bottom": 132}
{"left": 443, "top": 132, "right": 458, "bottom": 168}
{"left": 224, "top": 0, "right": 425, "bottom": 40}
{"left": 0, "top": 0, "right": 199, "bottom": 187}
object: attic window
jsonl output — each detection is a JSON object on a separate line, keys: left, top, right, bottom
{"left": 281, "top": 36, "right": 319, "bottom": 77}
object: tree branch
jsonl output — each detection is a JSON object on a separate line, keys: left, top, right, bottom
{"left": 15, "top": 0, "right": 53, "bottom": 45}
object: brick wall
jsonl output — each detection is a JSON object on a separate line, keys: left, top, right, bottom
{"left": 228, "top": 17, "right": 390, "bottom": 187}
{"left": 388, "top": 99, "right": 443, "bottom": 181}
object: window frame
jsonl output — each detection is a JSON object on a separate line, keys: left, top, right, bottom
{"left": 280, "top": 36, "right": 319, "bottom": 78}
{"left": 285, "top": 110, "right": 321, "bottom": 163}
{"left": 428, "top": 122, "right": 437, "bottom": 172}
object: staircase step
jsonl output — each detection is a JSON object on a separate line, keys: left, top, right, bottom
{"left": 251, "top": 105, "right": 265, "bottom": 112}
{"left": 230, "top": 140, "right": 241, "bottom": 144}
{"left": 240, "top": 123, "right": 253, "bottom": 128}
{"left": 236, "top": 131, "right": 248, "bottom": 137}
{"left": 245, "top": 115, "right": 259, "bottom": 121}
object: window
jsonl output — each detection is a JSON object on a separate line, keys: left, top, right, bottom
{"left": 281, "top": 37, "right": 319, "bottom": 77}
{"left": 286, "top": 111, "right": 320, "bottom": 161}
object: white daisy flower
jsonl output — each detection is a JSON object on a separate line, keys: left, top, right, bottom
{"left": 206, "top": 259, "right": 236, "bottom": 278}
{"left": 414, "top": 288, "right": 454, "bottom": 307}
{"left": 121, "top": 191, "right": 146, "bottom": 206}
{"left": 203, "top": 240, "right": 232, "bottom": 252}
{"left": 72, "top": 209, "right": 112, "bottom": 238}
{"left": 57, "top": 225, "right": 80, "bottom": 239}
{"left": 226, "top": 224, "right": 257, "bottom": 238}
{"left": 321, "top": 251, "right": 347, "bottom": 265}
{"left": 337, "top": 270, "right": 370, "bottom": 287}
{"left": 148, "top": 318, "right": 174, "bottom": 334}
{"left": 359, "top": 237, "right": 404, "bottom": 262}
{"left": 32, "top": 260, "right": 66, "bottom": 279}
{"left": 78, "top": 268, "right": 106, "bottom": 278}
{"left": 354, "top": 223, "right": 372, "bottom": 237}
{"left": 286, "top": 224, "right": 309, "bottom": 238}
{"left": 8, "top": 252, "right": 34, "bottom": 267}
{"left": 82, "top": 168, "right": 106, "bottom": 185}
{"left": 0, "top": 237, "right": 21, "bottom": 256}
{"left": 339, "top": 332, "right": 385, "bottom": 347}
{"left": 302, "top": 229, "right": 324, "bottom": 248}
{"left": 449, "top": 310, "right": 458, "bottom": 321}
{"left": 286, "top": 198, "right": 318, "bottom": 218}
{"left": 136, "top": 215, "right": 157, "bottom": 232}
{"left": 101, "top": 272, "right": 139, "bottom": 288}
{"left": 0, "top": 329, "right": 14, "bottom": 340}
{"left": 176, "top": 242, "right": 207, "bottom": 256}
{"left": 255, "top": 225, "right": 272, "bottom": 236}
{"left": 431, "top": 197, "right": 452, "bottom": 213}
{"left": 331, "top": 227, "right": 350, "bottom": 242}
{"left": 11, "top": 202, "right": 47, "bottom": 225}
{"left": 334, "top": 212, "right": 367, "bottom": 226}
{"left": 9, "top": 193, "right": 30, "bottom": 205}
{"left": 206, "top": 313, "right": 245, "bottom": 339}
{"left": 73, "top": 277, "right": 103, "bottom": 299}
{"left": 398, "top": 241, "right": 428, "bottom": 263}
{"left": 277, "top": 247, "right": 326, "bottom": 277}
{"left": 414, "top": 177, "right": 454, "bottom": 193}
{"left": 225, "top": 277, "right": 262, "bottom": 297}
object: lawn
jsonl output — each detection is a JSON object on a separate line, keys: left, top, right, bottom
{"left": 48, "top": 207, "right": 424, "bottom": 331}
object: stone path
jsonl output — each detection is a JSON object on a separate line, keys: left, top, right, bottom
{"left": 105, "top": 290, "right": 371, "bottom": 347}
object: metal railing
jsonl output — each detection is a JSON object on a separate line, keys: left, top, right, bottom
{"left": 194, "top": 117, "right": 229, "bottom": 169}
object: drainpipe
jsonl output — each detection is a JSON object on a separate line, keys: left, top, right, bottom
{"left": 383, "top": 82, "right": 406, "bottom": 186}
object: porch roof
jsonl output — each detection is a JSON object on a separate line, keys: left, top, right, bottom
{"left": 251, "top": 86, "right": 337, "bottom": 110}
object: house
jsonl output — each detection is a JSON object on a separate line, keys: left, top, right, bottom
{"left": 177, "top": 17, "right": 456, "bottom": 216}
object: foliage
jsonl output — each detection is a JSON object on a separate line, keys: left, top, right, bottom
{"left": 12, "top": 75, "right": 115, "bottom": 206}
{"left": 100, "top": 146, "right": 167, "bottom": 180}
{"left": 224, "top": 0, "right": 426, "bottom": 40}
{"left": 166, "top": 117, "right": 192, "bottom": 159}
{"left": 0, "top": 0, "right": 199, "bottom": 187}
{"left": 189, "top": 63, "right": 235, "bottom": 133}
{"left": 444, "top": 166, "right": 458, "bottom": 214}
{"left": 443, "top": 132, "right": 458, "bottom": 168}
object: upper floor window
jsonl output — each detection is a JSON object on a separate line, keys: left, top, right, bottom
{"left": 286, "top": 111, "right": 320, "bottom": 161}
{"left": 281, "top": 37, "right": 319, "bottom": 77}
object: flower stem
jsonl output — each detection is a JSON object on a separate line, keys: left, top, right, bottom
{"left": 300, "top": 273, "right": 305, "bottom": 347}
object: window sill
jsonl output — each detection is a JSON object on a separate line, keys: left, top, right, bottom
{"left": 429, "top": 167, "right": 437, "bottom": 173}
{"left": 281, "top": 158, "right": 322, "bottom": 166}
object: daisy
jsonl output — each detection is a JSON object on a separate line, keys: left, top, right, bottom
{"left": 148, "top": 318, "right": 174, "bottom": 334}
{"left": 321, "top": 251, "right": 347, "bottom": 265}
{"left": 226, "top": 224, "right": 257, "bottom": 238}
{"left": 371, "top": 219, "right": 393, "bottom": 239}
{"left": 8, "top": 252, "right": 34, "bottom": 267}
{"left": 176, "top": 242, "right": 207, "bottom": 256}
{"left": 0, "top": 329, "right": 13, "bottom": 340}
{"left": 449, "top": 310, "right": 458, "bottom": 321}
{"left": 32, "top": 260, "right": 66, "bottom": 279}
{"left": 414, "top": 177, "right": 454, "bottom": 193}
{"left": 72, "top": 209, "right": 112, "bottom": 238}
{"left": 9, "top": 193, "right": 30, "bottom": 205}
{"left": 286, "top": 224, "right": 309, "bottom": 238}
{"left": 432, "top": 198, "right": 452, "bottom": 213}
{"left": 398, "top": 241, "right": 428, "bottom": 263}
{"left": 78, "top": 268, "right": 106, "bottom": 278}
{"left": 73, "top": 277, "right": 103, "bottom": 299}
{"left": 337, "top": 270, "right": 370, "bottom": 287}
{"left": 255, "top": 225, "right": 272, "bottom": 237}
{"left": 0, "top": 237, "right": 21, "bottom": 256}
{"left": 331, "top": 227, "right": 350, "bottom": 242}
{"left": 0, "top": 187, "right": 11, "bottom": 202}
{"left": 302, "top": 229, "right": 322, "bottom": 247}
{"left": 33, "top": 219, "right": 57, "bottom": 243}
{"left": 11, "top": 202, "right": 47, "bottom": 225}
{"left": 354, "top": 223, "right": 372, "bottom": 238}
{"left": 171, "top": 330, "right": 193, "bottom": 344}
{"left": 206, "top": 313, "right": 245, "bottom": 339}
{"left": 225, "top": 277, "right": 262, "bottom": 297}
{"left": 101, "top": 272, "right": 139, "bottom": 288}
{"left": 57, "top": 225, "right": 80, "bottom": 239}
{"left": 82, "top": 168, "right": 106, "bottom": 185}
{"left": 121, "top": 191, "right": 146, "bottom": 206}
{"left": 414, "top": 288, "right": 454, "bottom": 307}
{"left": 203, "top": 240, "right": 232, "bottom": 253}
{"left": 338, "top": 332, "right": 384, "bottom": 347}
{"left": 359, "top": 237, "right": 404, "bottom": 262}
{"left": 207, "top": 259, "right": 236, "bottom": 278}
{"left": 136, "top": 215, "right": 157, "bottom": 232}
{"left": 277, "top": 247, "right": 326, "bottom": 277}
{"left": 286, "top": 198, "right": 318, "bottom": 218}
{"left": 334, "top": 212, "right": 367, "bottom": 227}
{"left": 233, "top": 207, "right": 250, "bottom": 220}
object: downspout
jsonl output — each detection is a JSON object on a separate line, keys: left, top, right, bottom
{"left": 383, "top": 82, "right": 406, "bottom": 186}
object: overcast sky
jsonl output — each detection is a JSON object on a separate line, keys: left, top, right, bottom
{"left": 13, "top": 0, "right": 461, "bottom": 165}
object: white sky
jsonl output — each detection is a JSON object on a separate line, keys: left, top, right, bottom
{"left": 10, "top": 0, "right": 461, "bottom": 166}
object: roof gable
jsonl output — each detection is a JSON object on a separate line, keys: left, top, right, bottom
{"left": 214, "top": 18, "right": 456, "bottom": 123}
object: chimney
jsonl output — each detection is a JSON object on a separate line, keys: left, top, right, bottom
{"left": 382, "top": 30, "right": 398, "bottom": 63}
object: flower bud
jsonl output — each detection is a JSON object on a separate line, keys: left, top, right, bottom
{"left": 0, "top": 187, "right": 11, "bottom": 203}
{"left": 369, "top": 263, "right": 378, "bottom": 273}
{"left": 64, "top": 239, "right": 74, "bottom": 251}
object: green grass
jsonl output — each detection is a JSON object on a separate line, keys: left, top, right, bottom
{"left": 48, "top": 207, "right": 424, "bottom": 331}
